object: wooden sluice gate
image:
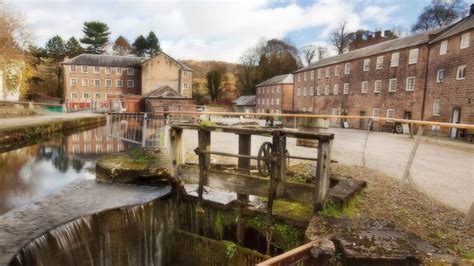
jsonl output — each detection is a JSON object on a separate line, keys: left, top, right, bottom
{"left": 169, "top": 123, "right": 335, "bottom": 213}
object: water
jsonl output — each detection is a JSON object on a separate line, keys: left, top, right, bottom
{"left": 0, "top": 126, "right": 132, "bottom": 215}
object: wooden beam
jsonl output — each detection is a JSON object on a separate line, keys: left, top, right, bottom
{"left": 400, "top": 125, "right": 424, "bottom": 187}
{"left": 170, "top": 128, "right": 184, "bottom": 177}
{"left": 177, "top": 164, "right": 313, "bottom": 204}
{"left": 314, "top": 140, "right": 332, "bottom": 211}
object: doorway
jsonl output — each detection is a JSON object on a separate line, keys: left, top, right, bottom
{"left": 359, "top": 111, "right": 366, "bottom": 129}
{"left": 450, "top": 108, "right": 461, "bottom": 138}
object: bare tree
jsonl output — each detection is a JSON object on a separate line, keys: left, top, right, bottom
{"left": 411, "top": 0, "right": 468, "bottom": 32}
{"left": 329, "top": 20, "right": 355, "bottom": 54}
{"left": 300, "top": 45, "right": 316, "bottom": 66}
{"left": 316, "top": 46, "right": 328, "bottom": 61}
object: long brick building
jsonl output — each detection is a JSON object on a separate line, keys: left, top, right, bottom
{"left": 293, "top": 8, "right": 473, "bottom": 137}
{"left": 255, "top": 74, "right": 294, "bottom": 114}
{"left": 62, "top": 52, "right": 193, "bottom": 112}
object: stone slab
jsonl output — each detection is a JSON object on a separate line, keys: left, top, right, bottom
{"left": 328, "top": 179, "right": 367, "bottom": 208}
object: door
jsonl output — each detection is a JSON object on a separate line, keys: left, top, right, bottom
{"left": 359, "top": 111, "right": 366, "bottom": 129}
{"left": 450, "top": 108, "right": 461, "bottom": 138}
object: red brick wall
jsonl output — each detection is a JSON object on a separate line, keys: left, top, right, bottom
{"left": 294, "top": 45, "right": 429, "bottom": 129}
{"left": 424, "top": 29, "right": 474, "bottom": 135}
{"left": 256, "top": 83, "right": 292, "bottom": 113}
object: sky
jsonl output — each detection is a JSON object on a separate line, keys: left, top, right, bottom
{"left": 6, "top": 0, "right": 431, "bottom": 62}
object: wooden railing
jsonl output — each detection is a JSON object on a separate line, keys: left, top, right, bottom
{"left": 257, "top": 240, "right": 317, "bottom": 266}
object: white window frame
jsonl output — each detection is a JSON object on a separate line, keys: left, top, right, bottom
{"left": 372, "top": 108, "right": 380, "bottom": 118}
{"left": 105, "top": 79, "right": 112, "bottom": 87}
{"left": 324, "top": 85, "right": 329, "bottom": 95}
{"left": 71, "top": 92, "right": 78, "bottom": 99}
{"left": 105, "top": 66, "right": 111, "bottom": 74}
{"left": 406, "top": 77, "right": 416, "bottom": 91}
{"left": 460, "top": 32, "right": 470, "bottom": 49}
{"left": 70, "top": 65, "right": 76, "bottom": 73}
{"left": 456, "top": 65, "right": 466, "bottom": 80}
{"left": 376, "top": 56, "right": 383, "bottom": 69}
{"left": 317, "top": 69, "right": 321, "bottom": 79}
{"left": 436, "top": 69, "right": 444, "bottom": 83}
{"left": 127, "top": 80, "right": 134, "bottom": 88}
{"left": 335, "top": 65, "right": 340, "bottom": 76}
{"left": 116, "top": 67, "right": 122, "bottom": 74}
{"left": 386, "top": 109, "right": 395, "bottom": 119}
{"left": 408, "top": 48, "right": 419, "bottom": 64}
{"left": 82, "top": 78, "right": 88, "bottom": 87}
{"left": 94, "top": 79, "right": 100, "bottom": 87}
{"left": 326, "top": 67, "right": 330, "bottom": 77}
{"left": 374, "top": 80, "right": 382, "bottom": 93}
{"left": 390, "top": 52, "right": 399, "bottom": 67}
{"left": 297, "top": 88, "right": 301, "bottom": 96}
{"left": 82, "top": 65, "right": 88, "bottom": 73}
{"left": 361, "top": 81, "right": 368, "bottom": 93}
{"left": 116, "top": 79, "right": 123, "bottom": 87}
{"left": 344, "top": 63, "right": 350, "bottom": 74}
{"left": 363, "top": 59, "right": 370, "bottom": 71}
{"left": 310, "top": 87, "right": 314, "bottom": 96}
{"left": 343, "top": 83, "right": 349, "bottom": 95}
{"left": 316, "top": 86, "right": 321, "bottom": 96}
{"left": 83, "top": 92, "right": 89, "bottom": 99}
{"left": 95, "top": 92, "right": 100, "bottom": 99}
{"left": 276, "top": 98, "right": 280, "bottom": 105}
{"left": 310, "top": 70, "right": 314, "bottom": 80}
{"left": 433, "top": 99, "right": 441, "bottom": 116}
{"left": 303, "top": 87, "right": 307, "bottom": 96}
{"left": 439, "top": 40, "right": 448, "bottom": 55}
{"left": 303, "top": 72, "right": 307, "bottom": 81}
{"left": 70, "top": 78, "right": 77, "bottom": 86}
{"left": 333, "top": 84, "right": 339, "bottom": 95}
{"left": 298, "top": 73, "right": 301, "bottom": 82}
{"left": 332, "top": 108, "right": 338, "bottom": 116}
{"left": 94, "top": 66, "right": 99, "bottom": 73}
{"left": 127, "top": 67, "right": 134, "bottom": 75}
{"left": 388, "top": 78, "right": 397, "bottom": 92}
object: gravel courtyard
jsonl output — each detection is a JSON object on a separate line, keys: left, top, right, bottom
{"left": 180, "top": 122, "right": 474, "bottom": 213}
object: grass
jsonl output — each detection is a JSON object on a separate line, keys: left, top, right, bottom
{"left": 319, "top": 195, "right": 359, "bottom": 218}
{"left": 460, "top": 248, "right": 474, "bottom": 261}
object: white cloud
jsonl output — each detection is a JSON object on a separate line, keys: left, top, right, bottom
{"left": 7, "top": 0, "right": 401, "bottom": 62}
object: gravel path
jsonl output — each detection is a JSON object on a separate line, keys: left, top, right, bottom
{"left": 181, "top": 123, "right": 474, "bottom": 213}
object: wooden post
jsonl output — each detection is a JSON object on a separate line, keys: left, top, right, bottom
{"left": 237, "top": 134, "right": 251, "bottom": 245}
{"left": 170, "top": 128, "right": 184, "bottom": 177}
{"left": 466, "top": 202, "right": 474, "bottom": 225}
{"left": 400, "top": 125, "right": 424, "bottom": 187}
{"left": 141, "top": 113, "right": 147, "bottom": 148}
{"left": 314, "top": 139, "right": 332, "bottom": 211}
{"left": 197, "top": 129, "right": 211, "bottom": 203}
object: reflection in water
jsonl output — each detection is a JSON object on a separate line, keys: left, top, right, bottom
{"left": 0, "top": 126, "right": 130, "bottom": 215}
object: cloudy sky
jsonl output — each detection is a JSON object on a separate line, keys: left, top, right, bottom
{"left": 7, "top": 0, "right": 429, "bottom": 62}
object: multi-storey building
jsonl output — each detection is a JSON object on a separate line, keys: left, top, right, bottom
{"left": 62, "top": 52, "right": 193, "bottom": 111}
{"left": 255, "top": 74, "right": 294, "bottom": 114}
{"left": 293, "top": 6, "right": 473, "bottom": 136}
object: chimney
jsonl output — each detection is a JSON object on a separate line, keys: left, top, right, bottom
{"left": 470, "top": 4, "right": 474, "bottom": 16}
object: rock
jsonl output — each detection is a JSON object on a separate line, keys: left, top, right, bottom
{"left": 328, "top": 179, "right": 367, "bottom": 208}
{"left": 309, "top": 236, "right": 336, "bottom": 265}
{"left": 96, "top": 148, "right": 171, "bottom": 183}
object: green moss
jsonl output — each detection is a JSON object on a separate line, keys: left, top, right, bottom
{"left": 215, "top": 214, "right": 225, "bottom": 240}
{"left": 460, "top": 248, "right": 474, "bottom": 261}
{"left": 271, "top": 199, "right": 313, "bottom": 221}
{"left": 198, "top": 119, "right": 216, "bottom": 127}
{"left": 320, "top": 195, "right": 359, "bottom": 218}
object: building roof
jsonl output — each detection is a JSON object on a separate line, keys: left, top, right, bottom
{"left": 144, "top": 85, "right": 186, "bottom": 99}
{"left": 295, "top": 27, "right": 446, "bottom": 73}
{"left": 233, "top": 95, "right": 255, "bottom": 106}
{"left": 256, "top": 74, "right": 293, "bottom": 87}
{"left": 429, "top": 14, "right": 474, "bottom": 44}
{"left": 62, "top": 54, "right": 142, "bottom": 67}
{"left": 142, "top": 51, "right": 193, "bottom": 71}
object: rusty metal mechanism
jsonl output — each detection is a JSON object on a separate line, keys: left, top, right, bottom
{"left": 257, "top": 142, "right": 274, "bottom": 177}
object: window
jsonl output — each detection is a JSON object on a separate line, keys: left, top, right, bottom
{"left": 276, "top": 98, "right": 280, "bottom": 105}
{"left": 440, "top": 40, "right": 448, "bottom": 55}
{"left": 70, "top": 78, "right": 77, "bottom": 86}
{"left": 332, "top": 108, "right": 338, "bottom": 116}
{"left": 272, "top": 86, "right": 274, "bottom": 93}
{"left": 386, "top": 109, "right": 395, "bottom": 119}
{"left": 83, "top": 92, "right": 89, "bottom": 99}
{"left": 388, "top": 79, "right": 397, "bottom": 92}
{"left": 457, "top": 65, "right": 466, "bottom": 80}
{"left": 333, "top": 84, "right": 339, "bottom": 95}
{"left": 116, "top": 79, "right": 123, "bottom": 87}
{"left": 372, "top": 108, "right": 380, "bottom": 117}
{"left": 127, "top": 67, "right": 134, "bottom": 75}
{"left": 335, "top": 65, "right": 340, "bottom": 76}
{"left": 406, "top": 77, "right": 416, "bottom": 91}
{"left": 82, "top": 65, "right": 88, "bottom": 73}
{"left": 297, "top": 88, "right": 301, "bottom": 96}
{"left": 343, "top": 83, "right": 349, "bottom": 94}
{"left": 436, "top": 69, "right": 444, "bottom": 83}
{"left": 344, "top": 63, "right": 350, "bottom": 74}
{"left": 317, "top": 69, "right": 321, "bottom": 79}
{"left": 95, "top": 92, "right": 100, "bottom": 99}
{"left": 271, "top": 98, "right": 274, "bottom": 105}
{"left": 408, "top": 48, "right": 418, "bottom": 64}
{"left": 82, "top": 78, "right": 88, "bottom": 86}
{"left": 303, "top": 87, "right": 307, "bottom": 96}
{"left": 127, "top": 80, "right": 134, "bottom": 88}
{"left": 105, "top": 67, "right": 111, "bottom": 74}
{"left": 363, "top": 59, "right": 370, "bottom": 71}
{"left": 302, "top": 107, "right": 306, "bottom": 112}
{"left": 184, "top": 82, "right": 189, "bottom": 89}
{"left": 316, "top": 86, "right": 321, "bottom": 96}
{"left": 433, "top": 99, "right": 441, "bottom": 116}
{"left": 311, "top": 70, "right": 314, "bottom": 80}
{"left": 460, "top": 32, "right": 470, "bottom": 49}
{"left": 310, "top": 87, "right": 314, "bottom": 96}
{"left": 326, "top": 67, "right": 330, "bottom": 77}
{"left": 70, "top": 65, "right": 76, "bottom": 72}
{"left": 376, "top": 56, "right": 384, "bottom": 69}
{"left": 390, "top": 52, "right": 399, "bottom": 67}
{"left": 71, "top": 92, "right": 78, "bottom": 99}
{"left": 298, "top": 73, "right": 301, "bottom": 82}
{"left": 116, "top": 67, "right": 122, "bottom": 74}
{"left": 94, "top": 66, "right": 99, "bottom": 73}
{"left": 361, "top": 81, "right": 368, "bottom": 93}
{"left": 94, "top": 79, "right": 100, "bottom": 86}
{"left": 105, "top": 79, "right": 112, "bottom": 87}
{"left": 374, "top": 80, "right": 382, "bottom": 93}
{"left": 183, "top": 71, "right": 190, "bottom": 78}
{"left": 324, "top": 85, "right": 330, "bottom": 95}
{"left": 304, "top": 72, "right": 307, "bottom": 81}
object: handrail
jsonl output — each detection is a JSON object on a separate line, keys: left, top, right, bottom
{"left": 257, "top": 240, "right": 317, "bottom": 265}
{"left": 160, "top": 110, "right": 474, "bottom": 130}
{"left": 0, "top": 100, "right": 62, "bottom": 107}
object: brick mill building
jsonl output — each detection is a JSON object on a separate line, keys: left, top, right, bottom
{"left": 62, "top": 52, "right": 193, "bottom": 112}
{"left": 255, "top": 74, "right": 294, "bottom": 114}
{"left": 293, "top": 7, "right": 473, "bottom": 137}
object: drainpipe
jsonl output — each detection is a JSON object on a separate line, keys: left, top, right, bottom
{"left": 421, "top": 45, "right": 430, "bottom": 121}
